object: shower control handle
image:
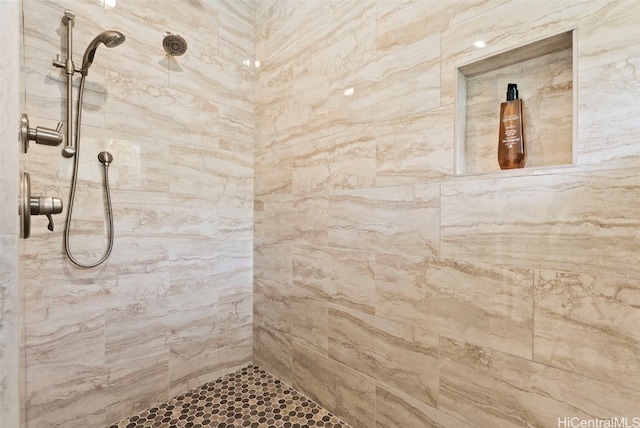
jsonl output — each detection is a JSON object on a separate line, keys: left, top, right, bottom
{"left": 20, "top": 172, "right": 64, "bottom": 238}
{"left": 20, "top": 114, "right": 64, "bottom": 153}
{"left": 30, "top": 122, "right": 64, "bottom": 146}
{"left": 30, "top": 196, "right": 63, "bottom": 232}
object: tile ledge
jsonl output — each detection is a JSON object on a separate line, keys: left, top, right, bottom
{"left": 452, "top": 163, "right": 577, "bottom": 180}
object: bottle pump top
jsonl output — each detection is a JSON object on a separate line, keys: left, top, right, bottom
{"left": 506, "top": 83, "right": 519, "bottom": 101}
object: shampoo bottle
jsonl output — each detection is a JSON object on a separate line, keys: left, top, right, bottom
{"left": 498, "top": 83, "right": 525, "bottom": 169}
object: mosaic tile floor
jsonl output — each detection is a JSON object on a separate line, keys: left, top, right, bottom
{"left": 109, "top": 364, "right": 351, "bottom": 428}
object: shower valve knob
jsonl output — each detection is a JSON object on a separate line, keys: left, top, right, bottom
{"left": 30, "top": 196, "right": 63, "bottom": 232}
{"left": 20, "top": 114, "right": 64, "bottom": 153}
{"left": 30, "top": 122, "right": 64, "bottom": 146}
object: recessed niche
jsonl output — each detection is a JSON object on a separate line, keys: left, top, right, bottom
{"left": 455, "top": 30, "right": 576, "bottom": 175}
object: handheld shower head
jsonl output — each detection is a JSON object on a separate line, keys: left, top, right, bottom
{"left": 81, "top": 30, "right": 125, "bottom": 76}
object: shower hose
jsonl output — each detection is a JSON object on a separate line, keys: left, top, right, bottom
{"left": 64, "top": 75, "right": 115, "bottom": 268}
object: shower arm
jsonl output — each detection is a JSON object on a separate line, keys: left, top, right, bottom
{"left": 53, "top": 10, "right": 81, "bottom": 158}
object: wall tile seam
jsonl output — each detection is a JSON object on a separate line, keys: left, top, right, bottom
{"left": 576, "top": 51, "right": 640, "bottom": 76}
{"left": 18, "top": 116, "right": 200, "bottom": 153}
{"left": 255, "top": 40, "right": 443, "bottom": 111}
{"left": 24, "top": 64, "right": 254, "bottom": 118}
{"left": 292, "top": 338, "right": 460, "bottom": 426}
{"left": 375, "top": 381, "right": 476, "bottom": 428}
{"left": 310, "top": 325, "right": 640, "bottom": 411}
{"left": 299, "top": 291, "right": 640, "bottom": 395}
{"left": 443, "top": 329, "right": 640, "bottom": 396}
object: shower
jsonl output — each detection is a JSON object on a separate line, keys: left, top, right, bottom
{"left": 54, "top": 10, "right": 125, "bottom": 267}
{"left": 81, "top": 30, "right": 126, "bottom": 75}
{"left": 162, "top": 32, "right": 188, "bottom": 56}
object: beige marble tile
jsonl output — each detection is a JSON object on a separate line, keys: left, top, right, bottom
{"left": 165, "top": 280, "right": 218, "bottom": 345}
{"left": 253, "top": 240, "right": 293, "bottom": 383}
{"left": 26, "top": 365, "right": 110, "bottom": 428}
{"left": 292, "top": 128, "right": 376, "bottom": 195}
{"left": 296, "top": 1, "right": 376, "bottom": 84}
{"left": 257, "top": 195, "right": 325, "bottom": 246}
{"left": 253, "top": 326, "right": 292, "bottom": 386}
{"left": 23, "top": 266, "right": 115, "bottom": 325}
{"left": 440, "top": 337, "right": 640, "bottom": 428}
{"left": 219, "top": 103, "right": 255, "bottom": 155}
{"left": 328, "top": 183, "right": 440, "bottom": 258}
{"left": 218, "top": 291, "right": 253, "bottom": 332}
{"left": 218, "top": 193, "right": 254, "bottom": 236}
{"left": 328, "top": 307, "right": 439, "bottom": 407}
{"left": 292, "top": 244, "right": 376, "bottom": 315}
{"left": 0, "top": 236, "right": 20, "bottom": 427}
{"left": 79, "top": 128, "right": 171, "bottom": 193}
{"left": 325, "top": 31, "right": 440, "bottom": 136}
{"left": 168, "top": 193, "right": 219, "bottom": 239}
{"left": 254, "top": 147, "right": 293, "bottom": 196}
{"left": 105, "top": 300, "right": 167, "bottom": 365}
{"left": 293, "top": 342, "right": 375, "bottom": 428}
{"left": 376, "top": 105, "right": 455, "bottom": 186}
{"left": 105, "top": 355, "right": 169, "bottom": 426}
{"left": 257, "top": 196, "right": 298, "bottom": 241}
{"left": 375, "top": 384, "right": 473, "bottom": 428}
{"left": 257, "top": 80, "right": 330, "bottom": 151}
{"left": 111, "top": 190, "right": 173, "bottom": 241}
{"left": 253, "top": 241, "right": 292, "bottom": 298}
{"left": 578, "top": 0, "right": 640, "bottom": 72}
{"left": 376, "top": 0, "right": 503, "bottom": 57}
{"left": 255, "top": 60, "right": 294, "bottom": 114}
{"left": 167, "top": 36, "right": 253, "bottom": 114}
{"left": 254, "top": 0, "right": 296, "bottom": 106}
{"left": 219, "top": 6, "right": 255, "bottom": 68}
{"left": 168, "top": 324, "right": 252, "bottom": 397}
{"left": 25, "top": 313, "right": 108, "bottom": 428}
{"left": 287, "top": 295, "right": 328, "bottom": 355}
{"left": 105, "top": 234, "right": 171, "bottom": 277}
{"left": 106, "top": 70, "right": 220, "bottom": 148}
{"left": 22, "top": 226, "right": 123, "bottom": 324}
{"left": 375, "top": 253, "right": 533, "bottom": 358}
{"left": 0, "top": 20, "right": 19, "bottom": 235}
{"left": 254, "top": 0, "right": 307, "bottom": 63}
{"left": 255, "top": 2, "right": 330, "bottom": 106}
{"left": 169, "top": 144, "right": 252, "bottom": 199}
{"left": 290, "top": 196, "right": 329, "bottom": 246}
{"left": 577, "top": 55, "right": 640, "bottom": 170}
{"left": 534, "top": 269, "right": 640, "bottom": 392}
{"left": 215, "top": 0, "right": 255, "bottom": 28}
{"left": 441, "top": 168, "right": 640, "bottom": 279}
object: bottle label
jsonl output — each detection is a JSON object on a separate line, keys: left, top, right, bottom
{"left": 501, "top": 115, "right": 521, "bottom": 147}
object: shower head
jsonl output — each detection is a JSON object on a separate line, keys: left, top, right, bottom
{"left": 81, "top": 30, "right": 125, "bottom": 76}
{"left": 162, "top": 32, "right": 187, "bottom": 56}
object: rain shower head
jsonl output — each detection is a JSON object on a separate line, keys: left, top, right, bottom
{"left": 81, "top": 30, "right": 125, "bottom": 76}
{"left": 163, "top": 32, "right": 187, "bottom": 56}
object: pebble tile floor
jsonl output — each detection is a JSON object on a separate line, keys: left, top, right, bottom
{"left": 109, "top": 364, "right": 351, "bottom": 428}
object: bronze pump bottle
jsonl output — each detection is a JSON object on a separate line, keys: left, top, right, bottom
{"left": 498, "top": 83, "right": 525, "bottom": 169}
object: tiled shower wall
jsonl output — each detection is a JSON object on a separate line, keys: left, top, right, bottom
{"left": 1, "top": 1, "right": 22, "bottom": 427}
{"left": 253, "top": 1, "right": 640, "bottom": 428}
{"left": 19, "top": 0, "right": 254, "bottom": 426}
